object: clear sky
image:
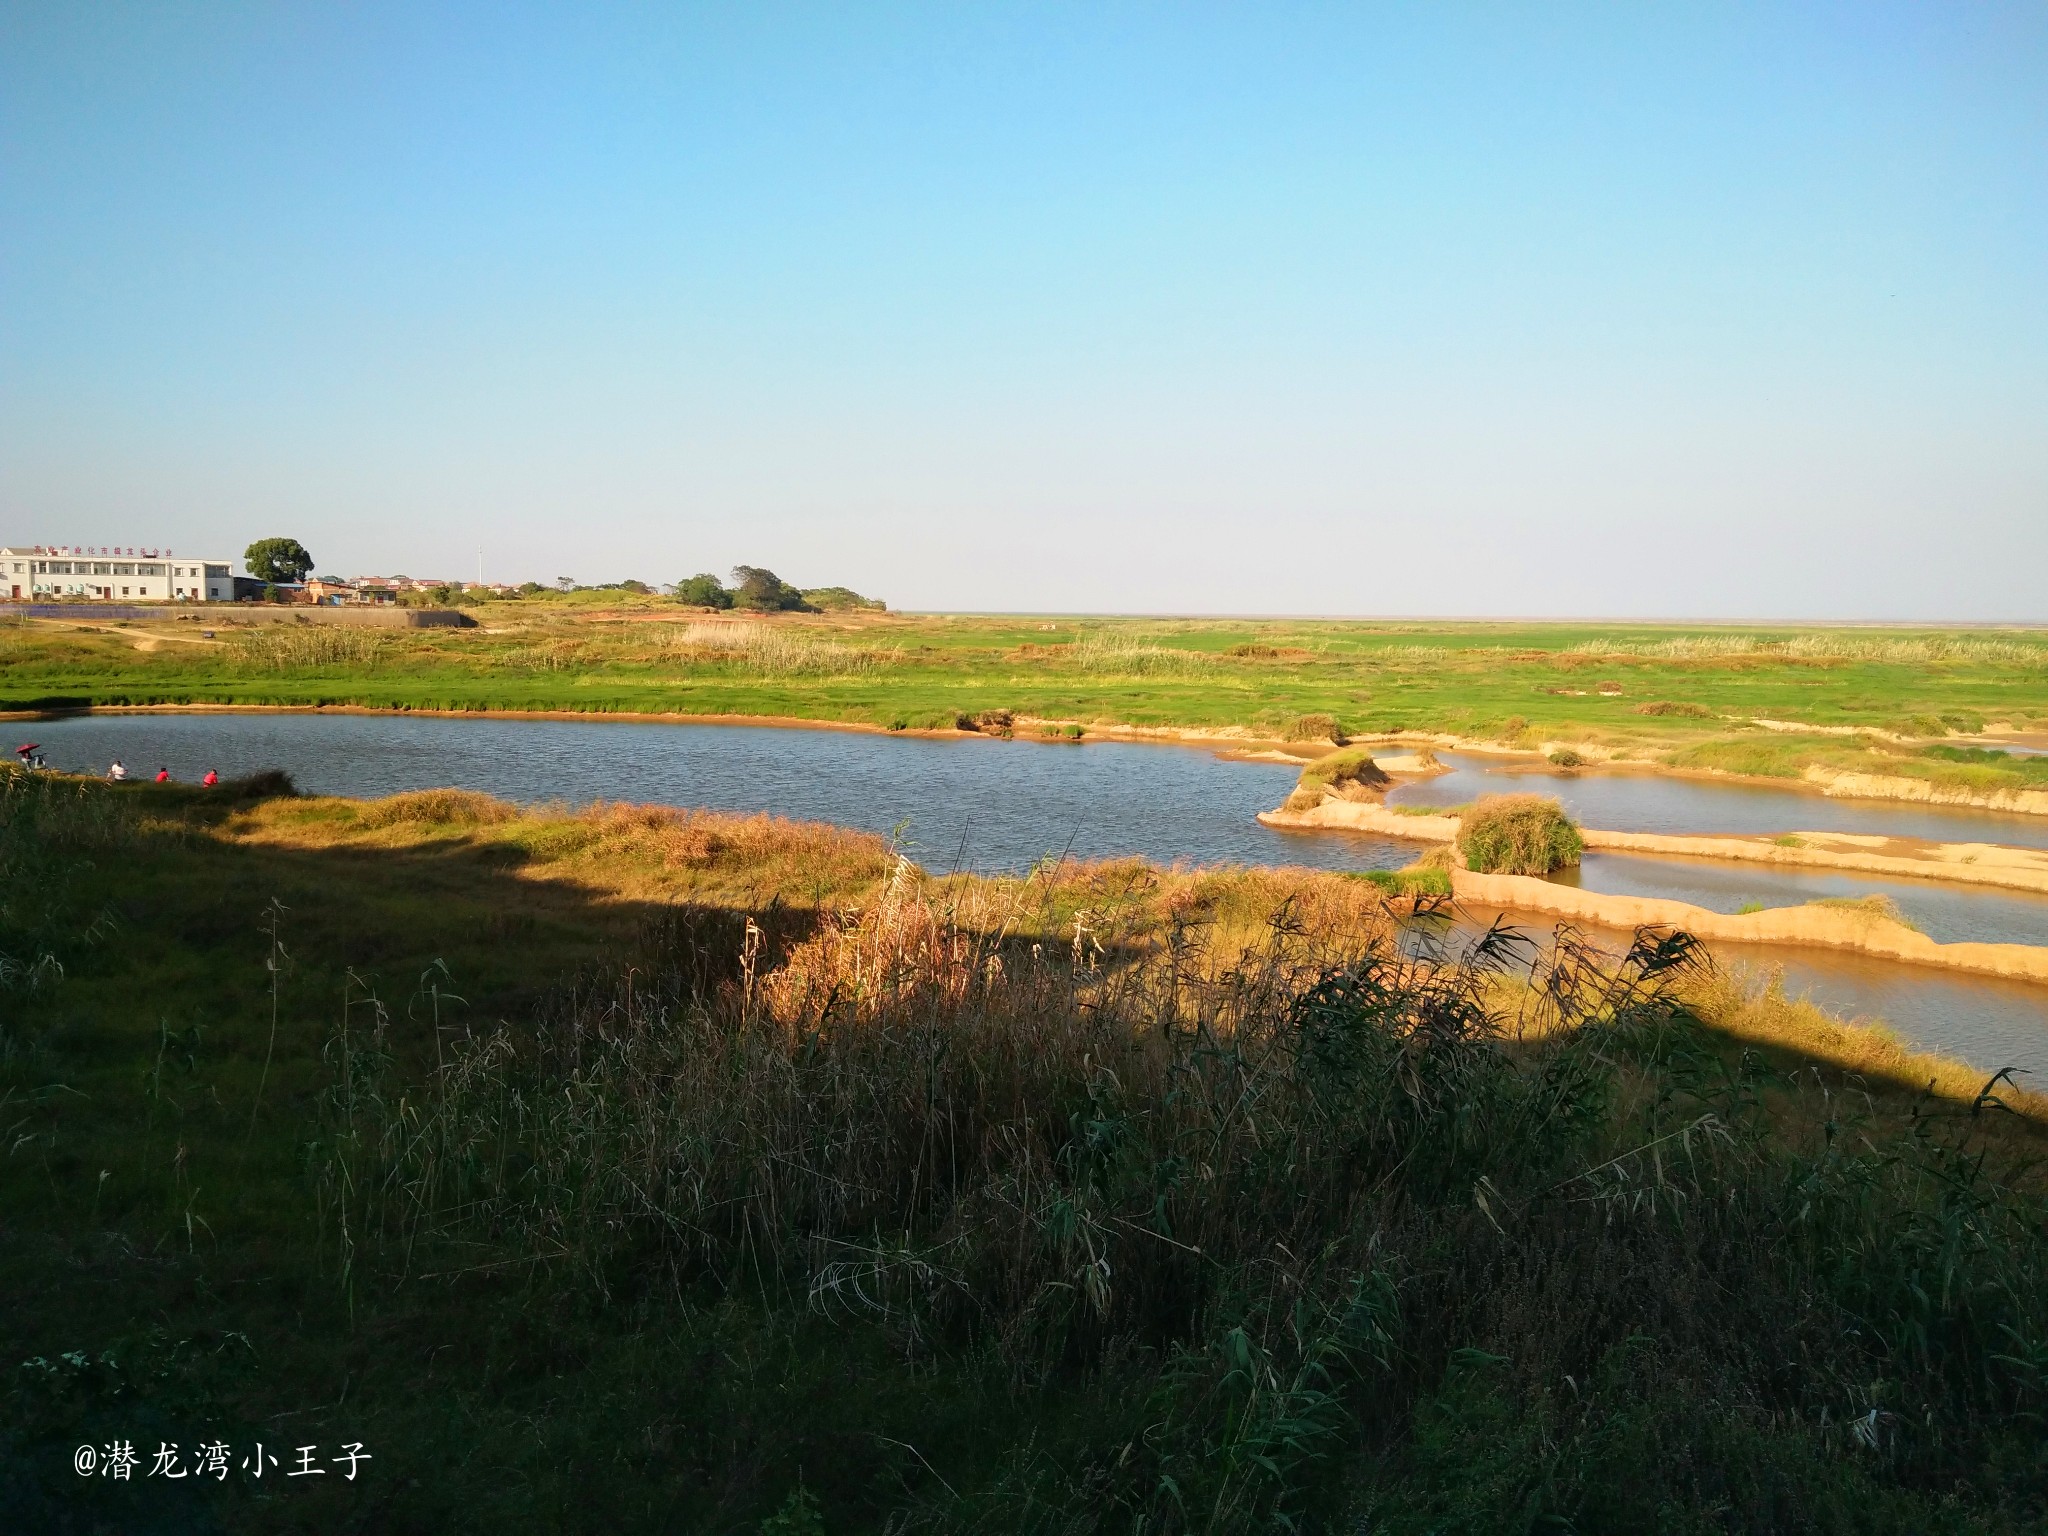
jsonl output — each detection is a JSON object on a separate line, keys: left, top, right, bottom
{"left": 3, "top": 3, "right": 2044, "bottom": 618}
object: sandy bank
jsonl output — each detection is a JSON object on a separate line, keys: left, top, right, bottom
{"left": 1579, "top": 827, "right": 2048, "bottom": 896}
{"left": 1259, "top": 797, "right": 2048, "bottom": 897}
{"left": 1261, "top": 799, "right": 1460, "bottom": 841}
{"left": 1449, "top": 869, "right": 2048, "bottom": 985}
{"left": 0, "top": 700, "right": 1332, "bottom": 753}
{"left": 1803, "top": 765, "right": 2048, "bottom": 817}
{"left": 1355, "top": 733, "right": 2048, "bottom": 819}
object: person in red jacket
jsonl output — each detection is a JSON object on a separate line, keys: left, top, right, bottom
{"left": 155, "top": 766, "right": 171, "bottom": 783}
{"left": 201, "top": 768, "right": 219, "bottom": 787}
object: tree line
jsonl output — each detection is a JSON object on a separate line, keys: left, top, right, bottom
{"left": 241, "top": 539, "right": 881, "bottom": 611}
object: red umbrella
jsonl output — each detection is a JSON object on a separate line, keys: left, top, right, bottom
{"left": 14, "top": 743, "right": 38, "bottom": 754}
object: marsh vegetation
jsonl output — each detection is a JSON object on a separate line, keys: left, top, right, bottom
{"left": 6, "top": 610, "right": 2044, "bottom": 801}
{"left": 6, "top": 772, "right": 2048, "bottom": 1531}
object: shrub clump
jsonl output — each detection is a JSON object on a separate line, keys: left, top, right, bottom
{"left": 955, "top": 709, "right": 1015, "bottom": 736}
{"left": 1456, "top": 794, "right": 1584, "bottom": 875}
{"left": 1634, "top": 700, "right": 1716, "bottom": 718}
{"left": 1281, "top": 712, "right": 1349, "bottom": 744}
{"left": 1287, "top": 748, "right": 1390, "bottom": 809}
{"left": 218, "top": 769, "right": 299, "bottom": 801}
{"left": 1226, "top": 642, "right": 1311, "bottom": 660}
{"left": 1547, "top": 748, "right": 1586, "bottom": 768}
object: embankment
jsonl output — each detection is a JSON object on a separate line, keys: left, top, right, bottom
{"left": 1804, "top": 764, "right": 2048, "bottom": 817}
{"left": 1449, "top": 868, "right": 2048, "bottom": 985}
{"left": 1259, "top": 799, "right": 2048, "bottom": 897}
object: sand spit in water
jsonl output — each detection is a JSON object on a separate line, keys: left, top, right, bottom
{"left": 1448, "top": 868, "right": 2048, "bottom": 986}
{"left": 1260, "top": 798, "right": 2048, "bottom": 898}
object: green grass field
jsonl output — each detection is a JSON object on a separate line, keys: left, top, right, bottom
{"left": 6, "top": 770, "right": 2048, "bottom": 1532}
{"left": 6, "top": 606, "right": 2048, "bottom": 799}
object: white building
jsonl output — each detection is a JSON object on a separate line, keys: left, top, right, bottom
{"left": 1, "top": 546, "right": 236, "bottom": 602}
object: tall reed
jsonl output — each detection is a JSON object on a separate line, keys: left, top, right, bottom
{"left": 309, "top": 869, "right": 2048, "bottom": 1527}
{"left": 665, "top": 621, "right": 895, "bottom": 677}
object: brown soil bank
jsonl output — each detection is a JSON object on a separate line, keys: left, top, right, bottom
{"left": 1450, "top": 868, "right": 2048, "bottom": 985}
{"left": 1261, "top": 799, "right": 2048, "bottom": 897}
{"left": 1803, "top": 764, "right": 2048, "bottom": 817}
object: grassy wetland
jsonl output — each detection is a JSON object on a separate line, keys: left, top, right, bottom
{"left": 7, "top": 768, "right": 2048, "bottom": 1532}
{"left": 5, "top": 604, "right": 2048, "bottom": 804}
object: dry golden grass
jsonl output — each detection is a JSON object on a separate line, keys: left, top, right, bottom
{"left": 210, "top": 785, "right": 2044, "bottom": 1137}
{"left": 1682, "top": 964, "right": 2048, "bottom": 1125}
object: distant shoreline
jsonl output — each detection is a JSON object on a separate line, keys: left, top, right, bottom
{"left": 11, "top": 697, "right": 2047, "bottom": 819}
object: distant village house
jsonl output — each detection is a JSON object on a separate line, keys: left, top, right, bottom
{"left": 1, "top": 545, "right": 234, "bottom": 602}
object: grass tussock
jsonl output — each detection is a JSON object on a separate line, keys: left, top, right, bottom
{"left": 1225, "top": 642, "right": 1312, "bottom": 661}
{"left": 1349, "top": 850, "right": 1457, "bottom": 898}
{"left": 1457, "top": 794, "right": 1584, "bottom": 875}
{"left": 1806, "top": 894, "right": 1923, "bottom": 933}
{"left": 1281, "top": 711, "right": 1349, "bottom": 744}
{"left": 1067, "top": 631, "right": 1214, "bottom": 677}
{"left": 563, "top": 800, "right": 895, "bottom": 881}
{"left": 1286, "top": 747, "right": 1389, "bottom": 809}
{"left": 665, "top": 621, "right": 895, "bottom": 677}
{"left": 1633, "top": 700, "right": 1716, "bottom": 718}
{"left": 229, "top": 626, "right": 389, "bottom": 670}
{"left": 357, "top": 787, "right": 519, "bottom": 829}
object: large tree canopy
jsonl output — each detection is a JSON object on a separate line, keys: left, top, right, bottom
{"left": 674, "top": 573, "right": 733, "bottom": 609}
{"left": 730, "top": 565, "right": 813, "bottom": 612}
{"left": 244, "top": 537, "right": 314, "bottom": 585}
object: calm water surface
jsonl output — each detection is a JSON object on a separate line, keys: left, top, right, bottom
{"left": 1422, "top": 913, "right": 2048, "bottom": 1083}
{"left": 21, "top": 711, "right": 1417, "bottom": 874}
{"left": 1558, "top": 851, "right": 2048, "bottom": 948}
{"left": 19, "top": 711, "right": 2045, "bottom": 1076}
{"left": 1389, "top": 752, "right": 2048, "bottom": 850}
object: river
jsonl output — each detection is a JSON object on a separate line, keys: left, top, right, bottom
{"left": 18, "top": 710, "right": 2047, "bottom": 1078}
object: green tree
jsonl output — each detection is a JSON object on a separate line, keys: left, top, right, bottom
{"left": 244, "top": 537, "right": 314, "bottom": 585}
{"left": 730, "top": 565, "right": 813, "bottom": 612}
{"left": 674, "top": 573, "right": 733, "bottom": 609}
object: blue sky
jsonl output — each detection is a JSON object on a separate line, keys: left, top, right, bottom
{"left": 3, "top": 3, "right": 2043, "bottom": 617}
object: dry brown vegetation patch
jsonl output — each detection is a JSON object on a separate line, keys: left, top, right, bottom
{"left": 1634, "top": 700, "right": 1717, "bottom": 717}
{"left": 358, "top": 788, "right": 519, "bottom": 828}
